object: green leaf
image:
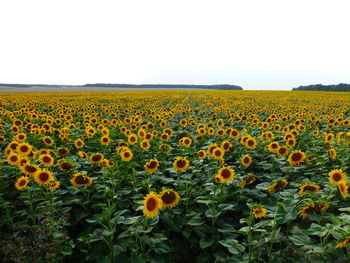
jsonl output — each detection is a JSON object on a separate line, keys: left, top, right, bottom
{"left": 219, "top": 238, "right": 245, "bottom": 255}
{"left": 289, "top": 234, "right": 313, "bottom": 246}
{"left": 205, "top": 208, "right": 221, "bottom": 218}
{"left": 187, "top": 216, "right": 205, "bottom": 226}
{"left": 123, "top": 216, "right": 140, "bottom": 225}
{"left": 307, "top": 223, "right": 328, "bottom": 237}
{"left": 217, "top": 203, "right": 235, "bottom": 212}
{"left": 199, "top": 239, "right": 214, "bottom": 249}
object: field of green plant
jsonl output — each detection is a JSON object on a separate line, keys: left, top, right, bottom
{"left": 0, "top": 90, "right": 350, "bottom": 263}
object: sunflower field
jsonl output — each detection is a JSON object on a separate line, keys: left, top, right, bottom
{"left": 1, "top": 90, "right": 350, "bottom": 263}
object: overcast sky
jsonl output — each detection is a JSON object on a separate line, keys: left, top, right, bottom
{"left": 1, "top": 0, "right": 350, "bottom": 90}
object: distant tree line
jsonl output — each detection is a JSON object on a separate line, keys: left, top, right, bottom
{"left": 0, "top": 83, "right": 243, "bottom": 90}
{"left": 83, "top": 83, "right": 242, "bottom": 90}
{"left": 292, "top": 83, "right": 350, "bottom": 91}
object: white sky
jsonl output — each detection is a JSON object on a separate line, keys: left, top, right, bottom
{"left": 0, "top": 0, "right": 350, "bottom": 90}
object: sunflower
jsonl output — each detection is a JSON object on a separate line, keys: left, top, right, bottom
{"left": 140, "top": 139, "right": 151, "bottom": 150}
{"left": 160, "top": 133, "right": 169, "bottom": 141}
{"left": 144, "top": 133, "right": 153, "bottom": 141}
{"left": 197, "top": 127, "right": 206, "bottom": 135}
{"left": 100, "top": 136, "right": 111, "bottom": 146}
{"left": 335, "top": 236, "right": 350, "bottom": 248}
{"left": 216, "top": 166, "right": 235, "bottom": 183}
{"left": 42, "top": 136, "right": 54, "bottom": 146}
{"left": 208, "top": 127, "right": 215, "bottom": 135}
{"left": 107, "top": 160, "right": 115, "bottom": 168}
{"left": 144, "top": 159, "right": 160, "bottom": 174}
{"left": 179, "top": 119, "right": 187, "bottom": 127}
{"left": 329, "top": 148, "right": 337, "bottom": 159}
{"left": 143, "top": 192, "right": 162, "bottom": 218}
{"left": 18, "top": 157, "right": 29, "bottom": 167}
{"left": 138, "top": 128, "right": 146, "bottom": 138}
{"left": 57, "top": 147, "right": 69, "bottom": 157}
{"left": 300, "top": 203, "right": 316, "bottom": 218}
{"left": 38, "top": 154, "right": 54, "bottom": 167}
{"left": 268, "top": 142, "right": 280, "bottom": 152}
{"left": 277, "top": 146, "right": 288, "bottom": 157}
{"left": 120, "top": 149, "right": 133, "bottom": 162}
{"left": 325, "top": 133, "right": 334, "bottom": 144}
{"left": 21, "top": 163, "right": 40, "bottom": 176}
{"left": 252, "top": 207, "right": 267, "bottom": 218}
{"left": 207, "top": 144, "right": 219, "bottom": 156}
{"left": 89, "top": 153, "right": 104, "bottom": 164}
{"left": 74, "top": 138, "right": 85, "bottom": 148}
{"left": 34, "top": 169, "right": 54, "bottom": 185}
{"left": 298, "top": 183, "right": 320, "bottom": 197}
{"left": 197, "top": 149, "right": 207, "bottom": 159}
{"left": 173, "top": 157, "right": 190, "bottom": 172}
{"left": 17, "top": 143, "right": 32, "bottom": 156}
{"left": 338, "top": 181, "right": 348, "bottom": 199}
{"left": 71, "top": 173, "right": 93, "bottom": 187}
{"left": 241, "top": 154, "right": 252, "bottom": 167}
{"left": 229, "top": 129, "right": 239, "bottom": 139}
{"left": 157, "top": 144, "right": 170, "bottom": 155}
{"left": 221, "top": 140, "right": 232, "bottom": 152}
{"left": 245, "top": 138, "right": 257, "bottom": 149}
{"left": 180, "top": 137, "right": 192, "bottom": 147}
{"left": 239, "top": 174, "right": 256, "bottom": 188}
{"left": 77, "top": 151, "right": 88, "bottom": 159}
{"left": 7, "top": 152, "right": 20, "bottom": 166}
{"left": 216, "top": 129, "right": 225, "bottom": 136}
{"left": 300, "top": 202, "right": 329, "bottom": 218}
{"left": 0, "top": 135, "right": 6, "bottom": 144}
{"left": 49, "top": 180, "right": 61, "bottom": 190}
{"left": 287, "top": 150, "right": 306, "bottom": 166}
{"left": 285, "top": 136, "right": 296, "bottom": 146}
{"left": 15, "top": 176, "right": 29, "bottom": 190}
{"left": 329, "top": 169, "right": 347, "bottom": 185}
{"left": 14, "top": 133, "right": 27, "bottom": 142}
{"left": 128, "top": 134, "right": 138, "bottom": 145}
{"left": 159, "top": 189, "right": 180, "bottom": 208}
{"left": 212, "top": 147, "right": 224, "bottom": 160}
{"left": 58, "top": 159, "right": 74, "bottom": 171}
{"left": 267, "top": 179, "right": 288, "bottom": 192}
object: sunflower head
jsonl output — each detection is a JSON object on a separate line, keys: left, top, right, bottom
{"left": 241, "top": 154, "right": 252, "bottom": 167}
{"left": 17, "top": 143, "right": 32, "bottom": 156}
{"left": 71, "top": 173, "right": 93, "bottom": 187}
{"left": 277, "top": 146, "right": 288, "bottom": 157}
{"left": 159, "top": 189, "right": 180, "bottom": 208}
{"left": 197, "top": 150, "right": 207, "bottom": 159}
{"left": 144, "top": 159, "right": 160, "bottom": 174}
{"left": 34, "top": 170, "right": 54, "bottom": 185}
{"left": 252, "top": 207, "right": 267, "bottom": 219}
{"left": 329, "top": 148, "right": 337, "bottom": 159}
{"left": 267, "top": 179, "right": 288, "bottom": 192}
{"left": 298, "top": 182, "right": 320, "bottom": 197}
{"left": 245, "top": 138, "right": 257, "bottom": 149}
{"left": 15, "top": 176, "right": 29, "bottom": 190}
{"left": 38, "top": 154, "right": 54, "bottom": 167}
{"left": 120, "top": 149, "right": 133, "bottom": 162}
{"left": 288, "top": 150, "right": 306, "bottom": 166}
{"left": 89, "top": 153, "right": 104, "bottom": 164}
{"left": 173, "top": 157, "right": 190, "bottom": 172}
{"left": 140, "top": 139, "right": 151, "bottom": 150}
{"left": 329, "top": 169, "right": 347, "bottom": 185}
{"left": 338, "top": 181, "right": 349, "bottom": 199}
{"left": 7, "top": 152, "right": 20, "bottom": 166}
{"left": 212, "top": 147, "right": 224, "bottom": 160}
{"left": 143, "top": 192, "right": 162, "bottom": 218}
{"left": 216, "top": 166, "right": 235, "bottom": 183}
{"left": 268, "top": 142, "right": 280, "bottom": 152}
